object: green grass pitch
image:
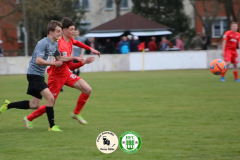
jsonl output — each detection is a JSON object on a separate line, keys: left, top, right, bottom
{"left": 0, "top": 70, "right": 240, "bottom": 160}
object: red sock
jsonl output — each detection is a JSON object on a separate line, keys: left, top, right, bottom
{"left": 73, "top": 92, "right": 90, "bottom": 114}
{"left": 27, "top": 105, "right": 46, "bottom": 121}
{"left": 234, "top": 71, "right": 238, "bottom": 80}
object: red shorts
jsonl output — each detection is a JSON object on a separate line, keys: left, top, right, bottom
{"left": 48, "top": 71, "right": 81, "bottom": 99}
{"left": 224, "top": 50, "right": 238, "bottom": 64}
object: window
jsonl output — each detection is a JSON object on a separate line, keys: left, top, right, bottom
{"left": 120, "top": 0, "right": 129, "bottom": 9}
{"left": 80, "top": 21, "right": 91, "bottom": 33}
{"left": 73, "top": 0, "right": 89, "bottom": 11}
{"left": 212, "top": 18, "right": 227, "bottom": 38}
{"left": 81, "top": 0, "right": 89, "bottom": 11}
{"left": 105, "top": 0, "right": 113, "bottom": 10}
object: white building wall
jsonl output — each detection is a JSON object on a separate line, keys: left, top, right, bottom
{"left": 84, "top": 0, "right": 133, "bottom": 29}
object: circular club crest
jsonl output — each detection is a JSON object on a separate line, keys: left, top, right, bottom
{"left": 119, "top": 131, "right": 141, "bottom": 154}
{"left": 96, "top": 131, "right": 118, "bottom": 154}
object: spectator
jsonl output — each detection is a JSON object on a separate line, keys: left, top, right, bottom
{"left": 175, "top": 36, "right": 184, "bottom": 51}
{"left": 85, "top": 37, "right": 99, "bottom": 54}
{"left": 192, "top": 33, "right": 203, "bottom": 50}
{"left": 118, "top": 36, "right": 130, "bottom": 54}
{"left": 201, "top": 33, "right": 210, "bottom": 50}
{"left": 148, "top": 36, "right": 157, "bottom": 51}
{"left": 131, "top": 36, "right": 140, "bottom": 52}
{"left": 127, "top": 35, "right": 133, "bottom": 52}
{"left": 159, "top": 36, "right": 173, "bottom": 51}
{"left": 103, "top": 38, "right": 115, "bottom": 54}
{"left": 0, "top": 40, "right": 3, "bottom": 57}
{"left": 72, "top": 29, "right": 85, "bottom": 76}
{"left": 0, "top": 45, "right": 3, "bottom": 57}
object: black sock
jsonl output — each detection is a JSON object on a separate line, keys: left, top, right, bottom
{"left": 45, "top": 106, "right": 55, "bottom": 128}
{"left": 8, "top": 100, "right": 30, "bottom": 109}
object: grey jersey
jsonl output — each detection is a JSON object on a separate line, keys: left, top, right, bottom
{"left": 27, "top": 37, "right": 60, "bottom": 77}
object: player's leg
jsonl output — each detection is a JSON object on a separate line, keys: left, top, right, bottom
{"left": 233, "top": 63, "right": 239, "bottom": 81}
{"left": 232, "top": 53, "right": 239, "bottom": 81}
{"left": 72, "top": 79, "right": 91, "bottom": 124}
{"left": 23, "top": 97, "right": 42, "bottom": 129}
{"left": 0, "top": 75, "right": 44, "bottom": 113}
{"left": 41, "top": 88, "right": 61, "bottom": 131}
{"left": 25, "top": 76, "right": 63, "bottom": 124}
{"left": 221, "top": 52, "right": 231, "bottom": 81}
{"left": 65, "top": 74, "right": 91, "bottom": 124}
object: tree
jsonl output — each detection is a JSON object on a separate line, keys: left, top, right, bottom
{"left": 217, "top": 0, "right": 240, "bottom": 28}
{"left": 23, "top": 0, "right": 85, "bottom": 51}
{"left": 190, "top": 0, "right": 221, "bottom": 45}
{"left": 0, "top": 0, "right": 21, "bottom": 19}
{"left": 0, "top": 0, "right": 21, "bottom": 44}
{"left": 132, "top": 0, "right": 190, "bottom": 34}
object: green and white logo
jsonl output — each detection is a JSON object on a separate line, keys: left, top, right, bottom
{"left": 119, "top": 131, "right": 141, "bottom": 154}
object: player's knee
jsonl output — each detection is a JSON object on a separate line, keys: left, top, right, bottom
{"left": 84, "top": 87, "right": 92, "bottom": 95}
{"left": 29, "top": 102, "right": 40, "bottom": 109}
{"left": 46, "top": 95, "right": 55, "bottom": 106}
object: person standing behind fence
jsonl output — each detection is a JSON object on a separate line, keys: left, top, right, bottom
{"left": 175, "top": 36, "right": 184, "bottom": 51}
{"left": 73, "top": 29, "right": 85, "bottom": 76}
{"left": 85, "top": 37, "right": 99, "bottom": 54}
{"left": 103, "top": 38, "right": 115, "bottom": 54}
{"left": 118, "top": 36, "right": 130, "bottom": 54}
{"left": 131, "top": 36, "right": 140, "bottom": 52}
{"left": 159, "top": 36, "right": 173, "bottom": 51}
{"left": 148, "top": 36, "right": 157, "bottom": 51}
{"left": 192, "top": 33, "right": 203, "bottom": 50}
{"left": 0, "top": 41, "right": 3, "bottom": 57}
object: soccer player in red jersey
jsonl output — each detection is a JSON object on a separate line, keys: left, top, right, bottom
{"left": 25, "top": 17, "right": 100, "bottom": 127}
{"left": 220, "top": 22, "right": 240, "bottom": 82}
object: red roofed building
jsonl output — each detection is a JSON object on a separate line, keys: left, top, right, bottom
{"left": 85, "top": 12, "right": 172, "bottom": 38}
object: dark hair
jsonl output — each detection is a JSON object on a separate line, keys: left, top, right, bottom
{"left": 47, "top": 20, "right": 62, "bottom": 35}
{"left": 231, "top": 22, "right": 238, "bottom": 25}
{"left": 61, "top": 17, "right": 74, "bottom": 29}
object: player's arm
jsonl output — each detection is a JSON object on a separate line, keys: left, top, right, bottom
{"left": 54, "top": 49, "right": 83, "bottom": 62}
{"left": 73, "top": 39, "right": 101, "bottom": 57}
{"left": 35, "top": 41, "right": 62, "bottom": 67}
{"left": 66, "top": 57, "right": 95, "bottom": 71}
{"left": 36, "top": 57, "right": 63, "bottom": 67}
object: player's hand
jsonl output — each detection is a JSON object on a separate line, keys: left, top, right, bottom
{"left": 83, "top": 57, "right": 95, "bottom": 64}
{"left": 54, "top": 61, "right": 63, "bottom": 67}
{"left": 75, "top": 57, "right": 84, "bottom": 62}
{"left": 90, "top": 48, "right": 101, "bottom": 57}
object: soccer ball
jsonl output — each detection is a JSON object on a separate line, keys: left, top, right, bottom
{"left": 210, "top": 59, "right": 227, "bottom": 75}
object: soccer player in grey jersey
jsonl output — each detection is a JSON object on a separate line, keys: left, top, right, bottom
{"left": 0, "top": 20, "right": 83, "bottom": 131}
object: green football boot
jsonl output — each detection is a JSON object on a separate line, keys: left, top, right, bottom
{"left": 49, "top": 125, "right": 63, "bottom": 132}
{"left": 0, "top": 100, "right": 10, "bottom": 113}
{"left": 72, "top": 113, "right": 88, "bottom": 125}
{"left": 24, "top": 116, "right": 33, "bottom": 129}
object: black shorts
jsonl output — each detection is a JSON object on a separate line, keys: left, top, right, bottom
{"left": 27, "top": 74, "right": 48, "bottom": 99}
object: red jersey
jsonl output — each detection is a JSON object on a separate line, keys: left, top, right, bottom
{"left": 48, "top": 36, "right": 91, "bottom": 78}
{"left": 223, "top": 30, "right": 240, "bottom": 50}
